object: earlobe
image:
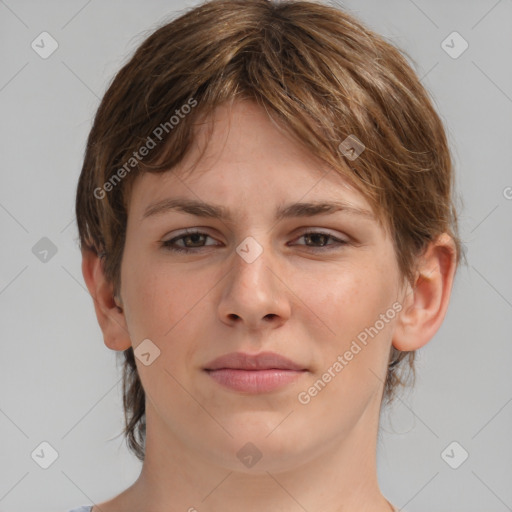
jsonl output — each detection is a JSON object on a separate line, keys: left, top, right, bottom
{"left": 81, "top": 247, "right": 132, "bottom": 352}
{"left": 392, "top": 233, "right": 457, "bottom": 352}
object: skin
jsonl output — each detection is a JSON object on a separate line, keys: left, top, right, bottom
{"left": 82, "top": 99, "right": 457, "bottom": 512}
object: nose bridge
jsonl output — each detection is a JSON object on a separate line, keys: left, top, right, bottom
{"left": 218, "top": 234, "right": 289, "bottom": 327}
{"left": 232, "top": 235, "right": 275, "bottom": 301}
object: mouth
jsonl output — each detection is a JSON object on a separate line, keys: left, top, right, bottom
{"left": 203, "top": 351, "right": 308, "bottom": 393}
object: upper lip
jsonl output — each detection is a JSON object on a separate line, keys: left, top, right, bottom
{"left": 204, "top": 351, "right": 306, "bottom": 371}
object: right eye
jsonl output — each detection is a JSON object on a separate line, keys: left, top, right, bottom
{"left": 160, "top": 230, "right": 220, "bottom": 253}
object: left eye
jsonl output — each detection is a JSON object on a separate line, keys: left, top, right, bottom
{"left": 294, "top": 231, "right": 348, "bottom": 250}
{"left": 161, "top": 230, "right": 348, "bottom": 253}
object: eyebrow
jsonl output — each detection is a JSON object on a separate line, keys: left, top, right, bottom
{"left": 142, "top": 197, "right": 375, "bottom": 222}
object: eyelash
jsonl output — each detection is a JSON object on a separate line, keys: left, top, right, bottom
{"left": 160, "top": 229, "right": 348, "bottom": 253}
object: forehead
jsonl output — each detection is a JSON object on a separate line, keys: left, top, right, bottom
{"left": 126, "top": 100, "right": 378, "bottom": 224}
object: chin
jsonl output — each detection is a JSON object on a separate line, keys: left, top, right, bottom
{"left": 200, "top": 426, "right": 316, "bottom": 474}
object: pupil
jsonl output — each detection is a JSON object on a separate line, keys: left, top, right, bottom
{"left": 188, "top": 234, "right": 203, "bottom": 246}
{"left": 308, "top": 233, "right": 326, "bottom": 246}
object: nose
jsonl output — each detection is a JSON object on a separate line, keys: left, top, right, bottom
{"left": 217, "top": 237, "right": 291, "bottom": 331}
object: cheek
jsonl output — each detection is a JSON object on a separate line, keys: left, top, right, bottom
{"left": 310, "top": 259, "right": 397, "bottom": 336}
{"left": 294, "top": 262, "right": 399, "bottom": 420}
{"left": 120, "top": 256, "right": 220, "bottom": 380}
{"left": 120, "top": 248, "right": 205, "bottom": 341}
{"left": 300, "top": 253, "right": 400, "bottom": 395}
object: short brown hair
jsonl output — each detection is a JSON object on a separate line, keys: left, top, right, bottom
{"left": 75, "top": 0, "right": 463, "bottom": 461}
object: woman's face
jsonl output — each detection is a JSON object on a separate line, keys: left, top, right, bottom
{"left": 119, "top": 99, "right": 405, "bottom": 472}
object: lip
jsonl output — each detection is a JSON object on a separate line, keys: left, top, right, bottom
{"left": 203, "top": 351, "right": 308, "bottom": 393}
{"left": 204, "top": 351, "right": 306, "bottom": 371}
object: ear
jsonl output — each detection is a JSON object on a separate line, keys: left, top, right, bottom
{"left": 81, "top": 247, "right": 132, "bottom": 351}
{"left": 393, "top": 233, "right": 458, "bottom": 351}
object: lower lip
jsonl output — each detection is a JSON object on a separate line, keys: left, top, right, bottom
{"left": 205, "top": 369, "right": 306, "bottom": 393}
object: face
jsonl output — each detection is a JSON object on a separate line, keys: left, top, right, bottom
{"left": 118, "top": 100, "right": 405, "bottom": 473}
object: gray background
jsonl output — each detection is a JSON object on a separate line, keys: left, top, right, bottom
{"left": 1, "top": 1, "right": 511, "bottom": 511}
